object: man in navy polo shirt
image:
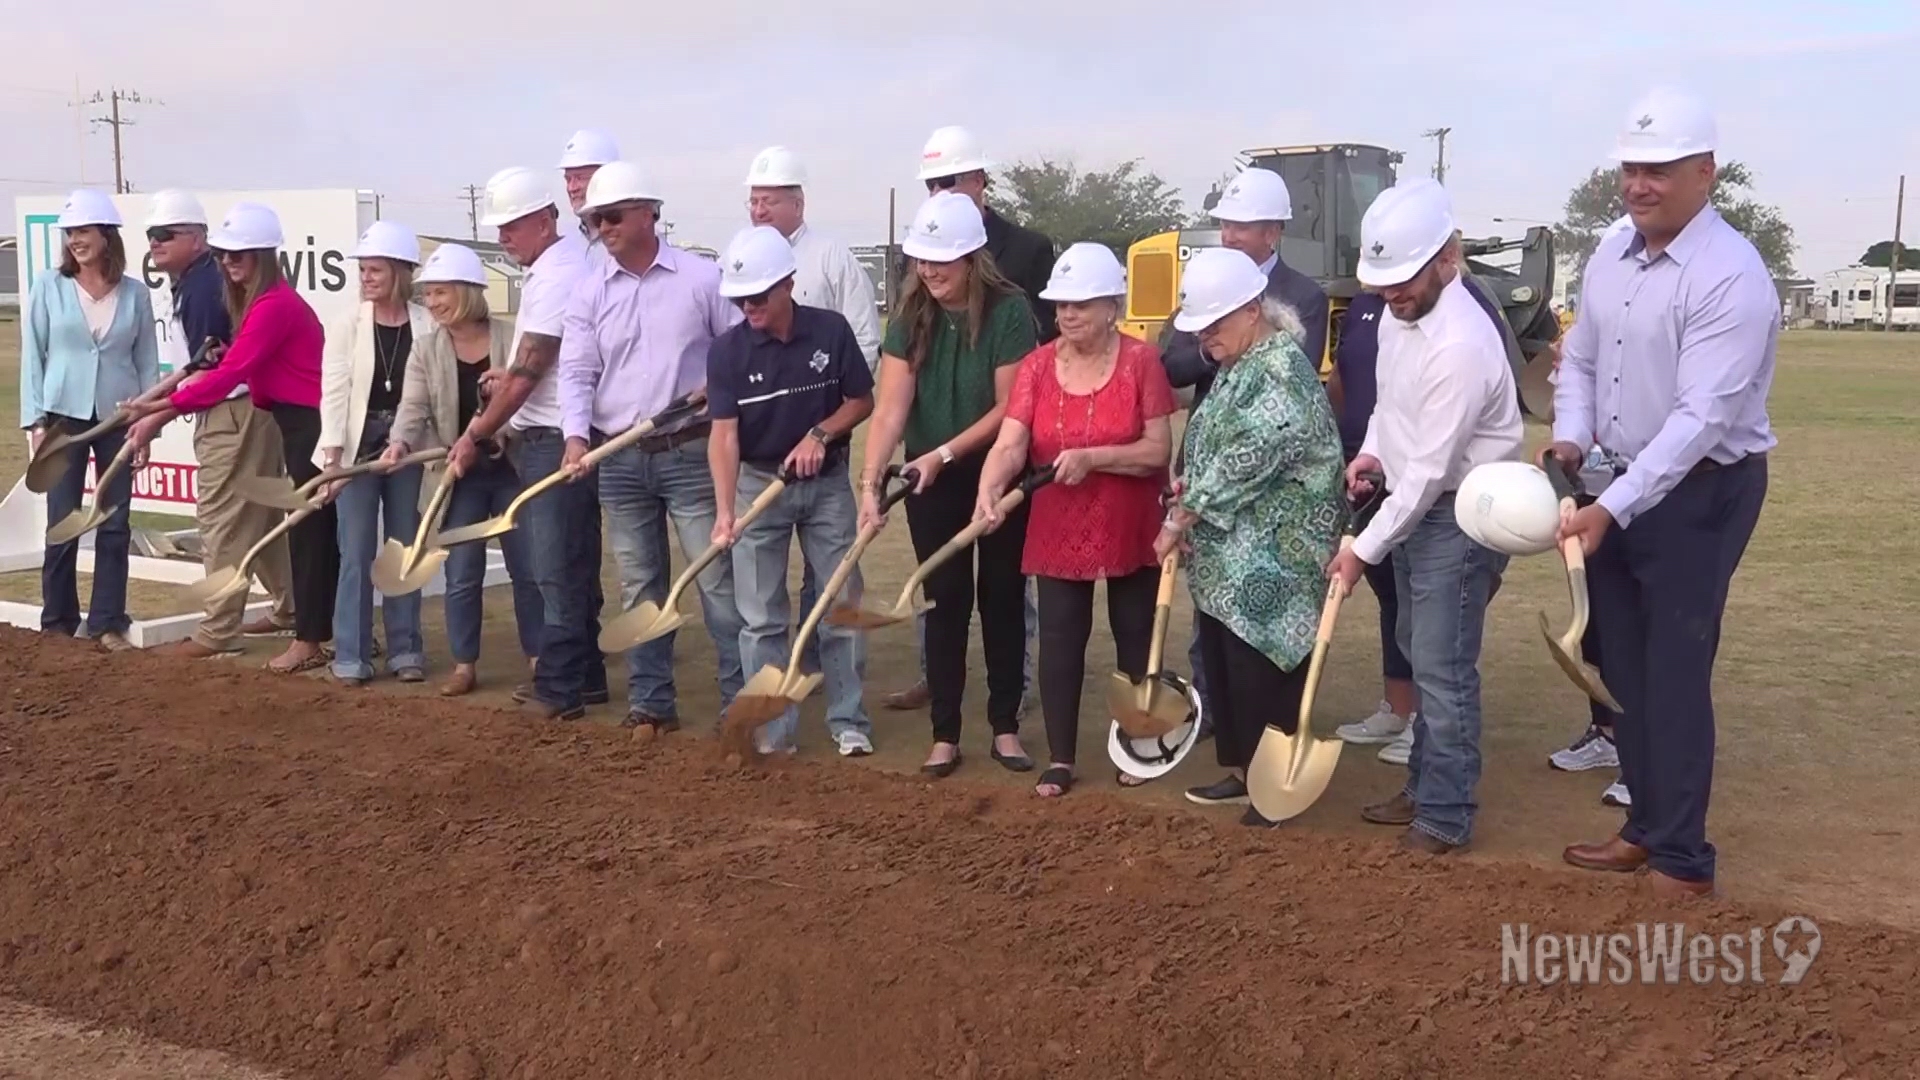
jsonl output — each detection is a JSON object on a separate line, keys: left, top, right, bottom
{"left": 707, "top": 226, "right": 876, "bottom": 758}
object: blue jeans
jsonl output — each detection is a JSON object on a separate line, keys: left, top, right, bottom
{"left": 1391, "top": 495, "right": 1507, "bottom": 847}
{"left": 443, "top": 455, "right": 544, "bottom": 664}
{"left": 331, "top": 466, "right": 425, "bottom": 678}
{"left": 598, "top": 434, "right": 745, "bottom": 718}
{"left": 731, "top": 463, "right": 869, "bottom": 751}
{"left": 40, "top": 419, "right": 132, "bottom": 637}
{"left": 911, "top": 581, "right": 1037, "bottom": 698}
{"left": 511, "top": 429, "right": 606, "bottom": 711}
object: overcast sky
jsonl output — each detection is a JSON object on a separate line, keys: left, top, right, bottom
{"left": 3, "top": 0, "right": 1916, "bottom": 277}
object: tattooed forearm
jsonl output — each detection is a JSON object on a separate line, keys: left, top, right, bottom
{"left": 507, "top": 332, "right": 560, "bottom": 381}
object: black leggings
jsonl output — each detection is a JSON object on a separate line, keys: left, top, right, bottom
{"left": 269, "top": 404, "right": 340, "bottom": 645}
{"left": 1193, "top": 610, "right": 1309, "bottom": 771}
{"left": 903, "top": 455, "right": 1029, "bottom": 745}
{"left": 1036, "top": 568, "right": 1158, "bottom": 767}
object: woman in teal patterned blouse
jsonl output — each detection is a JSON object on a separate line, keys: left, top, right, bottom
{"left": 1155, "top": 248, "right": 1344, "bottom": 827}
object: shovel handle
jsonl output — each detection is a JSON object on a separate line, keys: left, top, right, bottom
{"left": 891, "top": 466, "right": 1054, "bottom": 608}
{"left": 508, "top": 391, "right": 712, "bottom": 512}
{"left": 665, "top": 473, "right": 789, "bottom": 611}
{"left": 399, "top": 468, "right": 461, "bottom": 574}
{"left": 1347, "top": 470, "right": 1387, "bottom": 534}
{"left": 90, "top": 437, "right": 141, "bottom": 498}
{"left": 1141, "top": 550, "right": 1180, "bottom": 679}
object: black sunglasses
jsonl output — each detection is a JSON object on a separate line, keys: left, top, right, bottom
{"left": 730, "top": 285, "right": 778, "bottom": 309}
{"left": 924, "top": 174, "right": 959, "bottom": 192}
{"left": 146, "top": 226, "right": 182, "bottom": 243}
{"left": 588, "top": 202, "right": 649, "bottom": 228}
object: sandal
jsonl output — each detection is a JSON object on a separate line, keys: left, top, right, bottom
{"left": 267, "top": 649, "right": 328, "bottom": 675}
{"left": 1034, "top": 767, "right": 1075, "bottom": 798}
{"left": 1115, "top": 770, "right": 1151, "bottom": 789}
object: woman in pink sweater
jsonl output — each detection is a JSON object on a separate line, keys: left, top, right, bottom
{"left": 128, "top": 202, "right": 337, "bottom": 674}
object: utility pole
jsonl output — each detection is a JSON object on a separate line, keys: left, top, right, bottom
{"left": 373, "top": 192, "right": 383, "bottom": 220}
{"left": 1423, "top": 127, "right": 1452, "bottom": 185}
{"left": 462, "top": 184, "right": 482, "bottom": 240}
{"left": 79, "top": 88, "right": 161, "bottom": 194}
{"left": 1888, "top": 174, "right": 1906, "bottom": 332}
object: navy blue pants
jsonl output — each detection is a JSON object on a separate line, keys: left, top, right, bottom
{"left": 1587, "top": 455, "right": 1767, "bottom": 883}
{"left": 1362, "top": 554, "right": 1414, "bottom": 682}
{"left": 509, "top": 428, "right": 608, "bottom": 711}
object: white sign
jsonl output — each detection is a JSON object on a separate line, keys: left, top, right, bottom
{"left": 14, "top": 189, "right": 375, "bottom": 516}
{"left": 1500, "top": 918, "right": 1822, "bottom": 986}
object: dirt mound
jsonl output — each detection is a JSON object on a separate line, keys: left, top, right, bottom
{"left": 1, "top": 627, "right": 1915, "bottom": 1079}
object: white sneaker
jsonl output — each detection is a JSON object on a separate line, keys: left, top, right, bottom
{"left": 1335, "top": 701, "right": 1409, "bottom": 745}
{"left": 1376, "top": 721, "right": 1416, "bottom": 766}
{"left": 1550, "top": 724, "right": 1619, "bottom": 772}
{"left": 1601, "top": 780, "right": 1631, "bottom": 808}
{"left": 835, "top": 729, "right": 874, "bottom": 758}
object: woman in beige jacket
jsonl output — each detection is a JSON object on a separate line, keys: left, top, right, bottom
{"left": 384, "top": 243, "right": 541, "bottom": 697}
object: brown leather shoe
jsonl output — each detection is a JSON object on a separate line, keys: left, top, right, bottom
{"left": 1399, "top": 828, "right": 1464, "bottom": 854}
{"left": 241, "top": 616, "right": 296, "bottom": 637}
{"left": 883, "top": 680, "right": 930, "bottom": 710}
{"left": 1361, "top": 793, "right": 1416, "bottom": 826}
{"left": 152, "top": 638, "right": 233, "bottom": 659}
{"left": 440, "top": 667, "right": 477, "bottom": 697}
{"left": 1647, "top": 869, "right": 1715, "bottom": 900}
{"left": 1563, "top": 836, "right": 1649, "bottom": 873}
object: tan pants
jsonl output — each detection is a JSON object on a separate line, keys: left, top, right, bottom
{"left": 191, "top": 398, "right": 297, "bottom": 649}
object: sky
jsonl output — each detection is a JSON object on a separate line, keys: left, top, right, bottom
{"left": 3, "top": 0, "right": 1917, "bottom": 279}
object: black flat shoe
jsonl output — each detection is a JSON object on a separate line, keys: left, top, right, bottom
{"left": 991, "top": 747, "right": 1034, "bottom": 773}
{"left": 921, "top": 751, "right": 962, "bottom": 778}
{"left": 1185, "top": 775, "right": 1249, "bottom": 806}
{"left": 1240, "top": 805, "right": 1284, "bottom": 829}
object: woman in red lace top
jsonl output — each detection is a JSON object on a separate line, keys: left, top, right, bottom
{"left": 975, "top": 243, "right": 1175, "bottom": 797}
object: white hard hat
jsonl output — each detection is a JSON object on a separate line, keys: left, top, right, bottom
{"left": 557, "top": 128, "right": 620, "bottom": 170}
{"left": 1108, "top": 679, "right": 1205, "bottom": 780}
{"left": 1356, "top": 180, "right": 1455, "bottom": 289}
{"left": 1211, "top": 167, "right": 1292, "bottom": 223}
{"left": 1611, "top": 88, "right": 1717, "bottom": 165}
{"left": 1455, "top": 461, "right": 1562, "bottom": 557}
{"left": 416, "top": 243, "right": 488, "bottom": 286}
{"left": 901, "top": 192, "right": 988, "bottom": 262}
{"left": 582, "top": 161, "right": 661, "bottom": 212}
{"left": 352, "top": 220, "right": 421, "bottom": 264}
{"left": 717, "top": 225, "right": 798, "bottom": 298}
{"left": 917, "top": 125, "right": 992, "bottom": 181}
{"left": 208, "top": 201, "right": 285, "bottom": 251}
{"left": 57, "top": 189, "right": 122, "bottom": 229}
{"left": 1172, "top": 247, "right": 1269, "bottom": 333}
{"left": 479, "top": 166, "right": 557, "bottom": 227}
{"left": 145, "top": 189, "right": 207, "bottom": 229}
{"left": 745, "top": 146, "right": 807, "bottom": 188}
{"left": 1038, "top": 242, "right": 1126, "bottom": 303}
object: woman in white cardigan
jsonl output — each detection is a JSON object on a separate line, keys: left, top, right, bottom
{"left": 318, "top": 221, "right": 434, "bottom": 685}
{"left": 383, "top": 244, "right": 542, "bottom": 697}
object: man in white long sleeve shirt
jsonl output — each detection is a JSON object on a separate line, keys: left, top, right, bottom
{"left": 1328, "top": 179, "right": 1523, "bottom": 854}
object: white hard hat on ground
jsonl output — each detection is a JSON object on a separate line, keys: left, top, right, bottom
{"left": 1108, "top": 682, "right": 1205, "bottom": 780}
{"left": 918, "top": 125, "right": 992, "bottom": 181}
{"left": 209, "top": 202, "right": 284, "bottom": 251}
{"left": 353, "top": 221, "right": 421, "bottom": 264}
{"left": 746, "top": 146, "right": 807, "bottom": 188}
{"left": 557, "top": 128, "right": 620, "bottom": 169}
{"left": 57, "top": 189, "right": 121, "bottom": 229}
{"left": 145, "top": 189, "right": 207, "bottom": 229}
{"left": 1455, "top": 461, "right": 1561, "bottom": 557}
{"left": 1611, "top": 88, "right": 1717, "bottom": 165}
{"left": 1039, "top": 242, "right": 1127, "bottom": 302}
{"left": 417, "top": 243, "right": 488, "bottom": 286}
{"left": 718, "top": 225, "right": 799, "bottom": 298}
{"left": 582, "top": 161, "right": 662, "bottom": 212}
{"left": 1172, "top": 247, "right": 1269, "bottom": 333}
{"left": 479, "top": 167, "right": 556, "bottom": 227}
{"left": 1356, "top": 181, "right": 1456, "bottom": 289}
{"left": 901, "top": 192, "right": 988, "bottom": 262}
{"left": 1211, "top": 167, "right": 1292, "bottom": 223}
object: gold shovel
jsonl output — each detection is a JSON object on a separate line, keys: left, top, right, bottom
{"left": 1539, "top": 456, "right": 1622, "bottom": 712}
{"left": 236, "top": 447, "right": 449, "bottom": 513}
{"left": 724, "top": 466, "right": 919, "bottom": 737}
{"left": 44, "top": 439, "right": 144, "bottom": 546}
{"left": 1247, "top": 473, "right": 1387, "bottom": 823}
{"left": 26, "top": 339, "right": 218, "bottom": 494}
{"left": 189, "top": 485, "right": 349, "bottom": 608}
{"left": 430, "top": 391, "right": 709, "bottom": 550}
{"left": 1106, "top": 548, "right": 1193, "bottom": 739}
{"left": 598, "top": 464, "right": 800, "bottom": 653}
{"left": 826, "top": 464, "right": 1057, "bottom": 630}
{"left": 369, "top": 462, "right": 462, "bottom": 598}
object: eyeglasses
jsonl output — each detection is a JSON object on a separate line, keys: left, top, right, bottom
{"left": 730, "top": 286, "right": 778, "bottom": 309}
{"left": 146, "top": 227, "right": 181, "bottom": 243}
{"left": 924, "top": 175, "right": 959, "bottom": 192}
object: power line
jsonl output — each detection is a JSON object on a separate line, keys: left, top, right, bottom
{"left": 77, "top": 87, "right": 162, "bottom": 194}
{"left": 1423, "top": 127, "right": 1452, "bottom": 185}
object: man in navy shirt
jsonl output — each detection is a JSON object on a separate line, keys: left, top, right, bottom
{"left": 707, "top": 226, "right": 876, "bottom": 757}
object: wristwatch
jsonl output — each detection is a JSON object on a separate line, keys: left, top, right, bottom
{"left": 807, "top": 424, "right": 830, "bottom": 445}
{"left": 936, "top": 444, "right": 955, "bottom": 465}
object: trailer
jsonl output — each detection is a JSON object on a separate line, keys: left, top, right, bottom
{"left": 1821, "top": 266, "right": 1920, "bottom": 329}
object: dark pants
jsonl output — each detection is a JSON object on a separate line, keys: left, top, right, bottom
{"left": 1193, "top": 610, "right": 1309, "bottom": 770}
{"left": 903, "top": 455, "right": 1029, "bottom": 745}
{"left": 1362, "top": 553, "right": 1414, "bottom": 682}
{"left": 1588, "top": 456, "right": 1767, "bottom": 883}
{"left": 443, "top": 454, "right": 545, "bottom": 665}
{"left": 1035, "top": 567, "right": 1157, "bottom": 766}
{"left": 510, "top": 427, "right": 607, "bottom": 711}
{"left": 269, "top": 404, "right": 338, "bottom": 645}
{"left": 40, "top": 415, "right": 132, "bottom": 637}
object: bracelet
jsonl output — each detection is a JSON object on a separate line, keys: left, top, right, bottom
{"left": 1161, "top": 515, "right": 1185, "bottom": 533}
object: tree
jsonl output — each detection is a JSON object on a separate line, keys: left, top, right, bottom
{"left": 987, "top": 157, "right": 1187, "bottom": 256}
{"left": 1857, "top": 240, "right": 1914, "bottom": 268}
{"left": 1556, "top": 161, "right": 1798, "bottom": 289}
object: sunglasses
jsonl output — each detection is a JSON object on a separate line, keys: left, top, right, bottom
{"left": 214, "top": 249, "right": 257, "bottom": 264}
{"left": 587, "top": 203, "right": 647, "bottom": 229}
{"left": 731, "top": 285, "right": 779, "bottom": 309}
{"left": 924, "top": 174, "right": 959, "bottom": 192}
{"left": 146, "top": 227, "right": 182, "bottom": 243}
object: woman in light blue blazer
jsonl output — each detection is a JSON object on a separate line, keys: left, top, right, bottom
{"left": 19, "top": 189, "right": 160, "bottom": 650}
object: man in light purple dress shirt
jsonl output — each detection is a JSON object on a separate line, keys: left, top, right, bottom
{"left": 1547, "top": 88, "right": 1777, "bottom": 899}
{"left": 558, "top": 160, "right": 747, "bottom": 731}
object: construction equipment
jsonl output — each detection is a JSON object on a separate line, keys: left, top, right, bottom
{"left": 1246, "top": 473, "right": 1387, "bottom": 822}
{"left": 1539, "top": 456, "right": 1622, "bottom": 712}
{"left": 238, "top": 447, "right": 448, "bottom": 513}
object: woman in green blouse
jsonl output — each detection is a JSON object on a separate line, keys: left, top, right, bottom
{"left": 1156, "top": 247, "right": 1344, "bottom": 827}
{"left": 860, "top": 192, "right": 1038, "bottom": 777}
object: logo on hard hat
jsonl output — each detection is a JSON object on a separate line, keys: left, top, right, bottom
{"left": 731, "top": 259, "right": 744, "bottom": 272}
{"left": 1371, "top": 241, "right": 1386, "bottom": 257}
{"left": 925, "top": 221, "right": 939, "bottom": 234}
{"left": 1058, "top": 261, "right": 1072, "bottom": 275}
{"left": 1636, "top": 114, "right": 1654, "bottom": 130}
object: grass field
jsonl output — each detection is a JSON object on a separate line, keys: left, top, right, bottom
{"left": 4, "top": 316, "right": 1917, "bottom": 926}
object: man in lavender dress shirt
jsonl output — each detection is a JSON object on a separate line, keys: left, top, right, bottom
{"left": 1547, "top": 89, "right": 1776, "bottom": 899}
{"left": 559, "top": 161, "right": 747, "bottom": 732}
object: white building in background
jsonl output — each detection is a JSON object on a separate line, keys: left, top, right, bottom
{"left": 1821, "top": 266, "right": 1919, "bottom": 329}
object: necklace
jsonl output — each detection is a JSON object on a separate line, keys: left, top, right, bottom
{"left": 375, "top": 321, "right": 404, "bottom": 393}
{"left": 1052, "top": 339, "right": 1113, "bottom": 450}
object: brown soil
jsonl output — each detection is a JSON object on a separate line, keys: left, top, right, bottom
{"left": 2, "top": 627, "right": 1917, "bottom": 1079}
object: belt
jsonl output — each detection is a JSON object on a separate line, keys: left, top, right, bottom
{"left": 1602, "top": 451, "right": 1764, "bottom": 479}
{"left": 597, "top": 420, "right": 711, "bottom": 454}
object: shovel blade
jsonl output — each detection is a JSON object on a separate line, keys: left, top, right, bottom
{"left": 1246, "top": 726, "right": 1345, "bottom": 822}
{"left": 1539, "top": 612, "right": 1623, "bottom": 712}
{"left": 235, "top": 478, "right": 315, "bottom": 512}
{"left": 432, "top": 516, "right": 512, "bottom": 548}
{"left": 188, "top": 566, "right": 246, "bottom": 607}
{"left": 45, "top": 509, "right": 105, "bottom": 546}
{"left": 369, "top": 540, "right": 413, "bottom": 595}
{"left": 822, "top": 602, "right": 911, "bottom": 630}
{"left": 782, "top": 672, "right": 824, "bottom": 703}
{"left": 24, "top": 441, "right": 77, "bottom": 493}
{"left": 380, "top": 549, "right": 447, "bottom": 598}
{"left": 1108, "top": 672, "right": 1190, "bottom": 740}
{"left": 599, "top": 602, "right": 680, "bottom": 652}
